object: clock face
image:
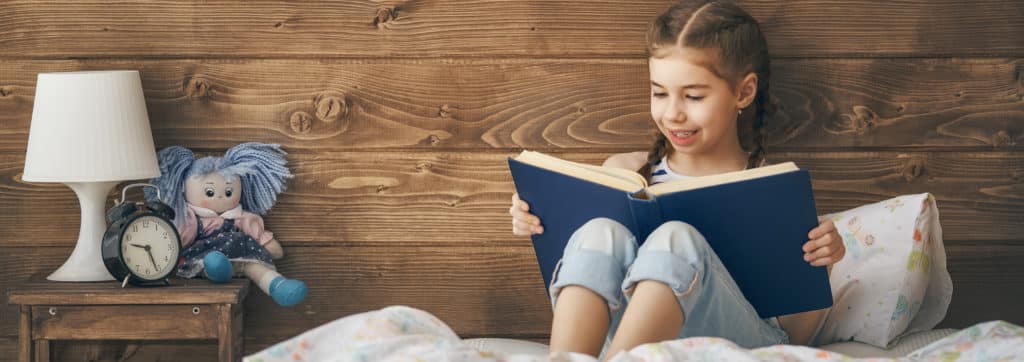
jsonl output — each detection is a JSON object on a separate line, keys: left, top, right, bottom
{"left": 120, "top": 215, "right": 180, "bottom": 280}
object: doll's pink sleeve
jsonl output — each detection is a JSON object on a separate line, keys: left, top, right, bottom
{"left": 177, "top": 207, "right": 198, "bottom": 247}
{"left": 235, "top": 211, "right": 275, "bottom": 246}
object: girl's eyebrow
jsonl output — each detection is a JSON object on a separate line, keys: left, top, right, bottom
{"left": 651, "top": 81, "right": 710, "bottom": 89}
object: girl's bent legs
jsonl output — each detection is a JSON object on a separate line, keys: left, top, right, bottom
{"left": 604, "top": 280, "right": 684, "bottom": 359}
{"left": 549, "top": 218, "right": 638, "bottom": 357}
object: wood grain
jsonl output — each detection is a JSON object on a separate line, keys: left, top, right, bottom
{"left": 1, "top": 246, "right": 555, "bottom": 341}
{"left": 2, "top": 244, "right": 1022, "bottom": 350}
{"left": 31, "top": 305, "right": 220, "bottom": 340}
{"left": 1, "top": 151, "right": 1020, "bottom": 246}
{"left": 0, "top": 1, "right": 1021, "bottom": 58}
{"left": 0, "top": 59, "right": 1020, "bottom": 152}
{"left": 8, "top": 278, "right": 248, "bottom": 305}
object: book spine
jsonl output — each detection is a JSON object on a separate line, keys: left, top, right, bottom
{"left": 627, "top": 192, "right": 662, "bottom": 243}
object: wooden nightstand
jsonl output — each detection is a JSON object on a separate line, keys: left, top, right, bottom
{"left": 6, "top": 275, "right": 249, "bottom": 362}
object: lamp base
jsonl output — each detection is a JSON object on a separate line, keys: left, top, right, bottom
{"left": 47, "top": 181, "right": 119, "bottom": 282}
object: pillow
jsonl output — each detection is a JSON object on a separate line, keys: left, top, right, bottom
{"left": 810, "top": 193, "right": 953, "bottom": 348}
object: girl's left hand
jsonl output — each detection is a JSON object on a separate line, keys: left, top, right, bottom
{"left": 803, "top": 218, "right": 845, "bottom": 267}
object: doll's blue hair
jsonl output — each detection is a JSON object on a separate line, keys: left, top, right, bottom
{"left": 145, "top": 143, "right": 292, "bottom": 227}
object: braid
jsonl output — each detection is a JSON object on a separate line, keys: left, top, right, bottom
{"left": 745, "top": 89, "right": 769, "bottom": 169}
{"left": 639, "top": 133, "right": 671, "bottom": 183}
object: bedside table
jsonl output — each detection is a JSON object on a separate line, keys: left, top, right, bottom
{"left": 7, "top": 275, "right": 249, "bottom": 362}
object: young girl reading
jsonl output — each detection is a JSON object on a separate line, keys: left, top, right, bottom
{"left": 509, "top": 1, "right": 846, "bottom": 359}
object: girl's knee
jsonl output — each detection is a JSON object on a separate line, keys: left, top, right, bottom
{"left": 568, "top": 217, "right": 637, "bottom": 260}
{"left": 641, "top": 221, "right": 711, "bottom": 258}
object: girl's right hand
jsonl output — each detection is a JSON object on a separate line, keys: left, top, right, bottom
{"left": 510, "top": 192, "right": 544, "bottom": 235}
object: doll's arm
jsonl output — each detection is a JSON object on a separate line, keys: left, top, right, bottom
{"left": 177, "top": 207, "right": 199, "bottom": 247}
{"left": 235, "top": 211, "right": 278, "bottom": 249}
{"left": 263, "top": 239, "right": 285, "bottom": 259}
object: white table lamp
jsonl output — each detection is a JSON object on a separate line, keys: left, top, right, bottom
{"left": 23, "top": 70, "right": 161, "bottom": 282}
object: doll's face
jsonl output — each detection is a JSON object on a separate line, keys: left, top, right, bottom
{"left": 185, "top": 172, "right": 242, "bottom": 214}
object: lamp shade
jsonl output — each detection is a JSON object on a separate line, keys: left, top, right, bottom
{"left": 24, "top": 70, "right": 160, "bottom": 182}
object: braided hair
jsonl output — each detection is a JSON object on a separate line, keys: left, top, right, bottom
{"left": 641, "top": 0, "right": 773, "bottom": 181}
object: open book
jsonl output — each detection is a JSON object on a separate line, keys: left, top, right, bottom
{"left": 508, "top": 151, "right": 832, "bottom": 318}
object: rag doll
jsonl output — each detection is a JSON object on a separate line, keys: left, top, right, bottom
{"left": 146, "top": 142, "right": 306, "bottom": 306}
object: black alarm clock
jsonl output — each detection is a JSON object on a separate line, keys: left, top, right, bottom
{"left": 102, "top": 183, "right": 182, "bottom": 287}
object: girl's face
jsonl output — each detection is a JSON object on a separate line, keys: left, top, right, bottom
{"left": 185, "top": 173, "right": 242, "bottom": 213}
{"left": 649, "top": 47, "right": 753, "bottom": 157}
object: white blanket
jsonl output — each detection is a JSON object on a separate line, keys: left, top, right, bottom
{"left": 245, "top": 306, "right": 1023, "bottom": 362}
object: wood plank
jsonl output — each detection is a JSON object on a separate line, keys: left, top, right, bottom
{"left": 0, "top": 59, "right": 1020, "bottom": 152}
{"left": 938, "top": 243, "right": 1024, "bottom": 329}
{"left": 31, "top": 305, "right": 220, "bottom": 340}
{"left": 1, "top": 151, "right": 1020, "bottom": 246}
{"left": 2, "top": 244, "right": 1022, "bottom": 350}
{"left": 8, "top": 278, "right": 248, "bottom": 305}
{"left": 1, "top": 246, "right": 555, "bottom": 340}
{"left": 0, "top": 1, "right": 1021, "bottom": 58}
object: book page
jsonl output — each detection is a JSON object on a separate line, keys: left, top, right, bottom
{"left": 646, "top": 162, "right": 799, "bottom": 196}
{"left": 514, "top": 151, "right": 647, "bottom": 192}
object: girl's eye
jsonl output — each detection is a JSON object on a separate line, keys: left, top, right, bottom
{"left": 686, "top": 95, "right": 705, "bottom": 101}
{"left": 225, "top": 188, "right": 233, "bottom": 197}
{"left": 652, "top": 92, "right": 668, "bottom": 98}
{"left": 204, "top": 188, "right": 215, "bottom": 197}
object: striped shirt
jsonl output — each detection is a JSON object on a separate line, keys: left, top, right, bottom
{"left": 649, "top": 156, "right": 767, "bottom": 185}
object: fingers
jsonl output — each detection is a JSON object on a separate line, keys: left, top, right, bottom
{"left": 510, "top": 193, "right": 542, "bottom": 235}
{"left": 513, "top": 218, "right": 543, "bottom": 235}
{"left": 808, "top": 219, "right": 836, "bottom": 239}
{"left": 803, "top": 232, "right": 845, "bottom": 266}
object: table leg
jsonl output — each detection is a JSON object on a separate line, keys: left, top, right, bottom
{"left": 218, "top": 304, "right": 234, "bottom": 362}
{"left": 33, "top": 340, "right": 49, "bottom": 362}
{"left": 19, "top": 306, "right": 31, "bottom": 362}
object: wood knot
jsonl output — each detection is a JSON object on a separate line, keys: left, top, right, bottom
{"left": 314, "top": 93, "right": 348, "bottom": 123}
{"left": 426, "top": 134, "right": 441, "bottom": 146}
{"left": 274, "top": 21, "right": 285, "bottom": 29}
{"left": 415, "top": 162, "right": 433, "bottom": 172}
{"left": 289, "top": 112, "right": 313, "bottom": 134}
{"left": 376, "top": 185, "right": 389, "bottom": 193}
{"left": 374, "top": 7, "right": 399, "bottom": 29}
{"left": 901, "top": 159, "right": 925, "bottom": 182}
{"left": 840, "top": 105, "right": 878, "bottom": 134}
{"left": 438, "top": 104, "right": 455, "bottom": 118}
{"left": 991, "top": 130, "right": 1013, "bottom": 147}
{"left": 183, "top": 76, "right": 211, "bottom": 99}
{"left": 0, "top": 86, "right": 11, "bottom": 97}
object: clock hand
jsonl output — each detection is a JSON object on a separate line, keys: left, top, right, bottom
{"left": 145, "top": 248, "right": 159, "bottom": 270}
{"left": 130, "top": 243, "right": 147, "bottom": 249}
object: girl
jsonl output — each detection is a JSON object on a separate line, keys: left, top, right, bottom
{"left": 509, "top": 1, "right": 845, "bottom": 359}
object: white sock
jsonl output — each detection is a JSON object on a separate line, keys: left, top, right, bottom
{"left": 257, "top": 270, "right": 283, "bottom": 295}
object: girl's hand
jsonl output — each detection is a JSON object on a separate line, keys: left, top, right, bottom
{"left": 803, "top": 218, "right": 845, "bottom": 267}
{"left": 510, "top": 192, "right": 544, "bottom": 235}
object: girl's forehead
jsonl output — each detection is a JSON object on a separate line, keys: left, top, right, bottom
{"left": 648, "top": 48, "right": 725, "bottom": 87}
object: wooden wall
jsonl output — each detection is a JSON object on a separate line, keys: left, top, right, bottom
{"left": 1, "top": 1, "right": 1022, "bottom": 360}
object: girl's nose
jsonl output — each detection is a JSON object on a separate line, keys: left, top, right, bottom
{"left": 662, "top": 100, "right": 685, "bottom": 123}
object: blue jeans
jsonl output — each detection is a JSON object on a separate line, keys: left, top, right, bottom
{"left": 549, "top": 218, "right": 789, "bottom": 356}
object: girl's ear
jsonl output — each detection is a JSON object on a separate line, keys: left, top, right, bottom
{"left": 735, "top": 72, "right": 758, "bottom": 110}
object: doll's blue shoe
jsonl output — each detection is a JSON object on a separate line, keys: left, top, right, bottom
{"left": 203, "top": 251, "right": 233, "bottom": 283}
{"left": 269, "top": 276, "right": 307, "bottom": 307}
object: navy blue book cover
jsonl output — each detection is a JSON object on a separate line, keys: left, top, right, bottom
{"left": 508, "top": 157, "right": 833, "bottom": 318}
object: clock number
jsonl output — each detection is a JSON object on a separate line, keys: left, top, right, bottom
{"left": 126, "top": 234, "right": 132, "bottom": 242}
{"left": 133, "top": 225, "right": 138, "bottom": 233}
{"left": 143, "top": 220, "right": 150, "bottom": 229}
{"left": 164, "top": 255, "right": 169, "bottom": 262}
{"left": 126, "top": 257, "right": 132, "bottom": 263}
{"left": 163, "top": 232, "right": 168, "bottom": 239}
{"left": 135, "top": 264, "right": 141, "bottom": 270}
